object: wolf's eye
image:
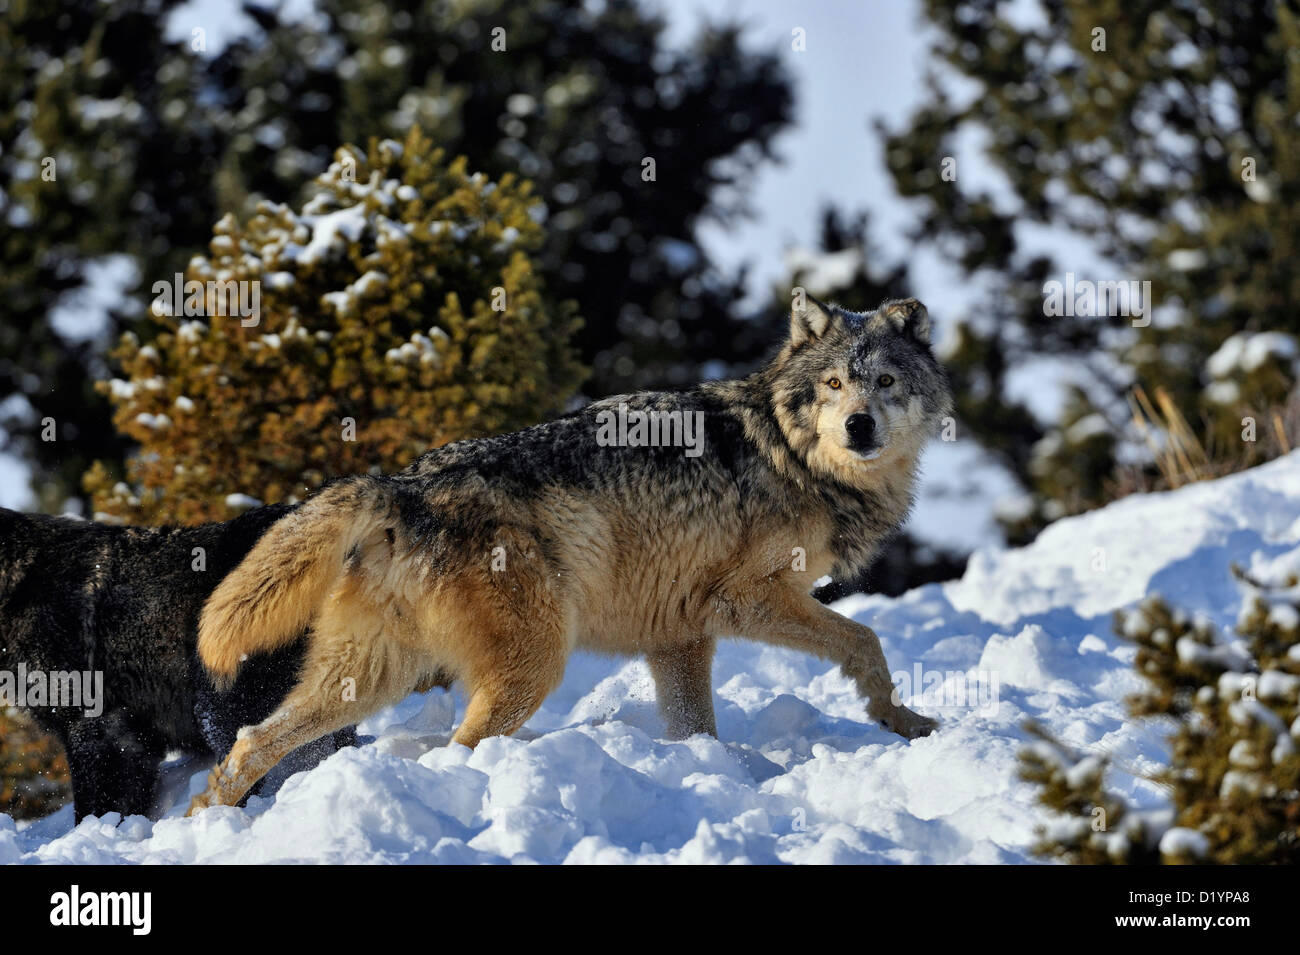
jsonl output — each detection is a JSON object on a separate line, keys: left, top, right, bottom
{"left": 878, "top": 374, "right": 895, "bottom": 388}
{"left": 827, "top": 377, "right": 841, "bottom": 390}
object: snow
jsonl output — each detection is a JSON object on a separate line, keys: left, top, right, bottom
{"left": 6, "top": 452, "right": 1300, "bottom": 864}
{"left": 0, "top": 451, "right": 34, "bottom": 510}
{"left": 384, "top": 331, "right": 442, "bottom": 366}
{"left": 176, "top": 320, "right": 207, "bottom": 343}
{"left": 133, "top": 412, "right": 171, "bottom": 431}
{"left": 783, "top": 246, "right": 865, "bottom": 295}
{"left": 47, "top": 255, "right": 138, "bottom": 345}
{"left": 281, "top": 204, "right": 370, "bottom": 267}
{"left": 1065, "top": 413, "right": 1111, "bottom": 443}
{"left": 1269, "top": 602, "right": 1300, "bottom": 630}
{"left": 1158, "top": 826, "right": 1209, "bottom": 859}
{"left": 1205, "top": 380, "right": 1241, "bottom": 405}
{"left": 1206, "top": 330, "right": 1299, "bottom": 379}
{"left": 1166, "top": 248, "right": 1208, "bottom": 271}
{"left": 907, "top": 437, "right": 1020, "bottom": 553}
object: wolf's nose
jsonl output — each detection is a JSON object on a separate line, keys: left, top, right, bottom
{"left": 845, "top": 413, "right": 876, "bottom": 450}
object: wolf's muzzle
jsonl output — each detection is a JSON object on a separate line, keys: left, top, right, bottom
{"left": 845, "top": 413, "right": 878, "bottom": 454}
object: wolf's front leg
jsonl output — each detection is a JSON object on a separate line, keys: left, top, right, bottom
{"left": 646, "top": 637, "right": 718, "bottom": 739}
{"left": 64, "top": 714, "right": 164, "bottom": 821}
{"left": 728, "top": 585, "right": 937, "bottom": 740}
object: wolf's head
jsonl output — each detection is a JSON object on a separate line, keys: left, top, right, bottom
{"left": 768, "top": 296, "right": 953, "bottom": 484}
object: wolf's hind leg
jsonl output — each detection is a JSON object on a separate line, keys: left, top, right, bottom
{"left": 186, "top": 585, "right": 414, "bottom": 815}
{"left": 646, "top": 637, "right": 717, "bottom": 739}
{"left": 451, "top": 682, "right": 548, "bottom": 749}
{"left": 450, "top": 619, "right": 568, "bottom": 748}
{"left": 451, "top": 651, "right": 565, "bottom": 748}
{"left": 184, "top": 679, "right": 383, "bottom": 816}
{"left": 729, "top": 586, "right": 936, "bottom": 740}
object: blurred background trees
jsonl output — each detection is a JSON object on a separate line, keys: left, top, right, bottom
{"left": 0, "top": 708, "right": 68, "bottom": 819}
{"left": 86, "top": 130, "right": 582, "bottom": 523}
{"left": 1, "top": 0, "right": 217, "bottom": 511}
{"left": 880, "top": 0, "right": 1300, "bottom": 539}
{"left": 1, "top": 0, "right": 793, "bottom": 512}
{"left": 213, "top": 0, "right": 793, "bottom": 397}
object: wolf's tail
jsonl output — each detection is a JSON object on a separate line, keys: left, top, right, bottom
{"left": 198, "top": 479, "right": 389, "bottom": 690}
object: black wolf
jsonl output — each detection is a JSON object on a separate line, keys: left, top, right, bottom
{"left": 0, "top": 504, "right": 350, "bottom": 821}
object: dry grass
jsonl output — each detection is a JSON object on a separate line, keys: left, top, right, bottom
{"left": 1112, "top": 387, "right": 1299, "bottom": 497}
{"left": 1126, "top": 384, "right": 1211, "bottom": 488}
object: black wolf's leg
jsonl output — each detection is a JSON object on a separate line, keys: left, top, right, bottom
{"left": 64, "top": 713, "right": 163, "bottom": 822}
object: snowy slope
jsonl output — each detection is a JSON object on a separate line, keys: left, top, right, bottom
{"left": 5, "top": 453, "right": 1299, "bottom": 864}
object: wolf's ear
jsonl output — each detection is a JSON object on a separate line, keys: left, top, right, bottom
{"left": 879, "top": 298, "right": 931, "bottom": 344}
{"left": 790, "top": 294, "right": 841, "bottom": 347}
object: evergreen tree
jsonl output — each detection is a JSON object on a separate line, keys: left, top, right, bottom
{"left": 878, "top": 0, "right": 1300, "bottom": 534}
{"left": 3, "top": 0, "right": 794, "bottom": 508}
{"left": 204, "top": 0, "right": 794, "bottom": 396}
{"left": 0, "top": 0, "right": 220, "bottom": 508}
{"left": 85, "top": 129, "right": 582, "bottom": 524}
{"left": 0, "top": 709, "right": 68, "bottom": 820}
{"left": 1021, "top": 569, "right": 1300, "bottom": 864}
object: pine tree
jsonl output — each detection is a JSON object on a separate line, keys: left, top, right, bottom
{"left": 179, "top": 0, "right": 795, "bottom": 395}
{"left": 1021, "top": 569, "right": 1300, "bottom": 864}
{"left": 85, "top": 129, "right": 582, "bottom": 524}
{"left": 4, "top": 0, "right": 794, "bottom": 508}
{"left": 879, "top": 0, "right": 1300, "bottom": 535}
{"left": 0, "top": 709, "right": 69, "bottom": 820}
{"left": 0, "top": 0, "right": 219, "bottom": 508}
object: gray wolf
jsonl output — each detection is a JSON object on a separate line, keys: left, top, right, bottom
{"left": 187, "top": 297, "right": 952, "bottom": 813}
{"left": 0, "top": 504, "right": 352, "bottom": 821}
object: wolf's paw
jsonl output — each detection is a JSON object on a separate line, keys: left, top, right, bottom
{"left": 185, "top": 789, "right": 218, "bottom": 817}
{"left": 185, "top": 764, "right": 234, "bottom": 816}
{"left": 873, "top": 704, "right": 938, "bottom": 740}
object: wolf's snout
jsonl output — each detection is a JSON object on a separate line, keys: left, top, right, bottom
{"left": 845, "top": 413, "right": 877, "bottom": 452}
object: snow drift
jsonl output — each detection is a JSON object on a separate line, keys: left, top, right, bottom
{"left": 5, "top": 452, "right": 1299, "bottom": 864}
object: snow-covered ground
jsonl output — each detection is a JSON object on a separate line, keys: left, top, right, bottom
{"left": 4, "top": 453, "right": 1298, "bottom": 864}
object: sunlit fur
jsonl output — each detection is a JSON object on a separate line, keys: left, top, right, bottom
{"left": 187, "top": 297, "right": 954, "bottom": 815}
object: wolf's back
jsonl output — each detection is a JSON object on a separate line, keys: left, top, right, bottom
{"left": 197, "top": 480, "right": 388, "bottom": 689}
{"left": 0, "top": 510, "right": 69, "bottom": 664}
{"left": 0, "top": 508, "right": 101, "bottom": 620}
{"left": 0, "top": 507, "right": 38, "bottom": 587}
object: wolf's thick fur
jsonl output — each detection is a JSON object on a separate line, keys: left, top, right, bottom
{"left": 189, "top": 297, "right": 952, "bottom": 813}
{"left": 0, "top": 504, "right": 353, "bottom": 820}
